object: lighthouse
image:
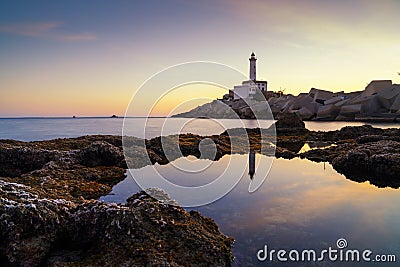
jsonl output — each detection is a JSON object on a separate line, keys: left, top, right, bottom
{"left": 249, "top": 52, "right": 257, "bottom": 81}
{"left": 231, "top": 52, "right": 268, "bottom": 100}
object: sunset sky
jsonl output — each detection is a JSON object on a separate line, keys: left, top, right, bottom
{"left": 1, "top": 0, "right": 399, "bottom": 117}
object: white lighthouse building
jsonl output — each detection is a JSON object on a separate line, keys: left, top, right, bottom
{"left": 232, "top": 52, "right": 268, "bottom": 100}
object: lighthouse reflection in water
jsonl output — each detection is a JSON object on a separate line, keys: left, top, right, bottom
{"left": 248, "top": 151, "right": 256, "bottom": 179}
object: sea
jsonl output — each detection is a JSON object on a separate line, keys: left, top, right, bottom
{"left": 1, "top": 117, "right": 400, "bottom": 266}
{"left": 0, "top": 117, "right": 399, "bottom": 141}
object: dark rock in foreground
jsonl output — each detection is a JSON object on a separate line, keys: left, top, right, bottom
{"left": 275, "top": 113, "right": 305, "bottom": 129}
{"left": 0, "top": 180, "right": 233, "bottom": 266}
{"left": 0, "top": 136, "right": 127, "bottom": 201}
{"left": 0, "top": 136, "right": 234, "bottom": 266}
{"left": 332, "top": 140, "right": 400, "bottom": 187}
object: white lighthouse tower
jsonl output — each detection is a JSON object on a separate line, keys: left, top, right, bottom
{"left": 249, "top": 52, "right": 257, "bottom": 81}
{"left": 231, "top": 52, "right": 268, "bottom": 100}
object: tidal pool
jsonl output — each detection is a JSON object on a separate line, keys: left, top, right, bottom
{"left": 101, "top": 155, "right": 400, "bottom": 266}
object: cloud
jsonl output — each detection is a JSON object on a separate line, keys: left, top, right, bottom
{"left": 224, "top": 0, "right": 400, "bottom": 45}
{"left": 0, "top": 22, "right": 59, "bottom": 36}
{"left": 58, "top": 33, "right": 97, "bottom": 41}
{"left": 0, "top": 22, "right": 97, "bottom": 41}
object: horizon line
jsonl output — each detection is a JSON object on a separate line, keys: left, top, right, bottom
{"left": 0, "top": 116, "right": 171, "bottom": 119}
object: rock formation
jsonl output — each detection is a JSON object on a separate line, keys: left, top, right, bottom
{"left": 268, "top": 83, "right": 400, "bottom": 121}
{"left": 0, "top": 181, "right": 233, "bottom": 266}
{"left": 0, "top": 136, "right": 234, "bottom": 266}
{"left": 172, "top": 98, "right": 274, "bottom": 120}
{"left": 173, "top": 80, "right": 400, "bottom": 122}
{"left": 0, "top": 136, "right": 127, "bottom": 201}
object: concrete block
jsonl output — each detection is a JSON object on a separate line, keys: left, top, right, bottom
{"left": 296, "top": 107, "right": 315, "bottom": 120}
{"left": 324, "top": 96, "right": 345, "bottom": 105}
{"left": 339, "top": 104, "right": 362, "bottom": 115}
{"left": 316, "top": 104, "right": 340, "bottom": 119}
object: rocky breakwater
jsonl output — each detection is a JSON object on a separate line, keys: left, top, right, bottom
{"left": 172, "top": 98, "right": 273, "bottom": 119}
{"left": 269, "top": 81, "right": 400, "bottom": 122}
{"left": 0, "top": 136, "right": 234, "bottom": 266}
{"left": 173, "top": 80, "right": 400, "bottom": 122}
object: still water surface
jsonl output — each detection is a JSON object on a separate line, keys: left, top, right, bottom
{"left": 100, "top": 155, "right": 400, "bottom": 266}
{"left": 1, "top": 117, "right": 399, "bottom": 141}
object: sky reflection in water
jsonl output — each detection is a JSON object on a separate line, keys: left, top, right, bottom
{"left": 100, "top": 154, "right": 400, "bottom": 266}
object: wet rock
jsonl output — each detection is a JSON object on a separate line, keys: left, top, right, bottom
{"left": 0, "top": 146, "right": 58, "bottom": 177}
{"left": 333, "top": 149, "right": 371, "bottom": 173}
{"left": 334, "top": 125, "right": 384, "bottom": 140}
{"left": 370, "top": 153, "right": 400, "bottom": 182}
{"left": 356, "top": 135, "right": 386, "bottom": 144}
{"left": 356, "top": 133, "right": 400, "bottom": 144}
{"left": 270, "top": 114, "right": 309, "bottom": 153}
{"left": 0, "top": 139, "right": 126, "bottom": 202}
{"left": 299, "top": 143, "right": 354, "bottom": 162}
{"left": 274, "top": 116, "right": 309, "bottom": 147}
{"left": 275, "top": 147, "right": 296, "bottom": 159}
{"left": 78, "top": 141, "right": 125, "bottom": 167}
{"left": 332, "top": 140, "right": 400, "bottom": 188}
{"left": 274, "top": 113, "right": 305, "bottom": 129}
{"left": 0, "top": 181, "right": 234, "bottom": 266}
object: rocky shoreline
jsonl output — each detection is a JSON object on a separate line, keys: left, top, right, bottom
{"left": 173, "top": 81, "right": 400, "bottom": 122}
{"left": 1, "top": 115, "right": 400, "bottom": 265}
{"left": 0, "top": 181, "right": 233, "bottom": 266}
{"left": 0, "top": 136, "right": 233, "bottom": 266}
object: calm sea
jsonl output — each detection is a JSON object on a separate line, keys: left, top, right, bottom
{"left": 0, "top": 117, "right": 399, "bottom": 141}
